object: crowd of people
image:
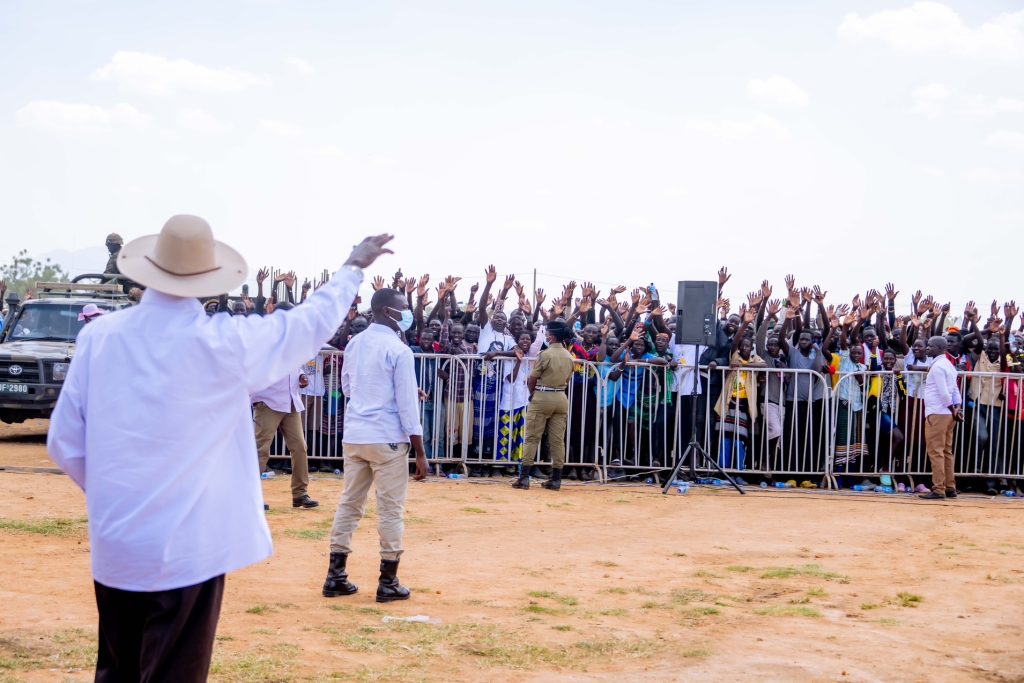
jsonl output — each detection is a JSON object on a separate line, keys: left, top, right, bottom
{"left": 223, "top": 263, "right": 1024, "bottom": 495}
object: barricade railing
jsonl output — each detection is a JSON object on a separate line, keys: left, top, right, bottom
{"left": 266, "top": 348, "right": 1024, "bottom": 488}
{"left": 680, "top": 365, "right": 833, "bottom": 484}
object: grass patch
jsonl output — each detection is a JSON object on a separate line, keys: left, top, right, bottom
{"left": 594, "top": 560, "right": 619, "bottom": 567}
{"left": 523, "top": 604, "right": 562, "bottom": 615}
{"left": 0, "top": 517, "right": 88, "bottom": 537}
{"left": 860, "top": 603, "right": 880, "bottom": 610}
{"left": 695, "top": 570, "right": 721, "bottom": 579}
{"left": 601, "top": 587, "right": 629, "bottom": 595}
{"left": 640, "top": 600, "right": 669, "bottom": 610}
{"left": 682, "top": 648, "right": 713, "bottom": 658}
{"left": 551, "top": 625, "right": 573, "bottom": 632}
{"left": 597, "top": 608, "right": 628, "bottom": 617}
{"left": 806, "top": 587, "right": 827, "bottom": 599}
{"left": 889, "top": 592, "right": 923, "bottom": 608}
{"left": 874, "top": 618, "right": 901, "bottom": 626}
{"left": 245, "top": 604, "right": 272, "bottom": 615}
{"left": 726, "top": 565, "right": 754, "bottom": 573}
{"left": 671, "top": 552, "right": 688, "bottom": 557}
{"left": 0, "top": 628, "right": 96, "bottom": 673}
{"left": 754, "top": 606, "right": 822, "bottom": 618}
{"left": 283, "top": 528, "right": 326, "bottom": 541}
{"left": 760, "top": 564, "right": 850, "bottom": 583}
{"left": 671, "top": 589, "right": 715, "bottom": 604}
{"left": 527, "top": 591, "right": 578, "bottom": 606}
{"left": 789, "top": 596, "right": 811, "bottom": 605}
{"left": 461, "top": 507, "right": 486, "bottom": 514}
{"left": 210, "top": 652, "right": 296, "bottom": 681}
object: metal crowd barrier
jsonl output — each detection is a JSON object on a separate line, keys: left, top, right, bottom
{"left": 266, "top": 349, "right": 1024, "bottom": 488}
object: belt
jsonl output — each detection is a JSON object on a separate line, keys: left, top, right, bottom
{"left": 536, "top": 386, "right": 566, "bottom": 392}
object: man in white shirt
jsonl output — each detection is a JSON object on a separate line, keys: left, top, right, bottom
{"left": 920, "top": 336, "right": 964, "bottom": 500}
{"left": 251, "top": 348, "right": 318, "bottom": 510}
{"left": 47, "top": 215, "right": 392, "bottom": 681}
{"left": 323, "top": 287, "right": 428, "bottom": 603}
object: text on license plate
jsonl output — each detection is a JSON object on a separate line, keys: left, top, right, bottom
{"left": 0, "top": 383, "right": 29, "bottom": 394}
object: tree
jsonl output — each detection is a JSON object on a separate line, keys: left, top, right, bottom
{"left": 1, "top": 250, "right": 70, "bottom": 300}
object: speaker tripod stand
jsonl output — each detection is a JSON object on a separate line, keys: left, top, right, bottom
{"left": 661, "top": 367, "right": 745, "bottom": 496}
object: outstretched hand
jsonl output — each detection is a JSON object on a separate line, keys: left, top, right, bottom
{"left": 346, "top": 234, "right": 395, "bottom": 269}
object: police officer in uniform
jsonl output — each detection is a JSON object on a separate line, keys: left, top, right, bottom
{"left": 513, "top": 321, "right": 576, "bottom": 491}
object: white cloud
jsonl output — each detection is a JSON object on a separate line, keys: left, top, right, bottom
{"left": 259, "top": 119, "right": 303, "bottom": 137}
{"left": 964, "top": 167, "right": 1024, "bottom": 184}
{"left": 14, "top": 100, "right": 149, "bottom": 133}
{"left": 839, "top": 3, "right": 1024, "bottom": 60}
{"left": 746, "top": 75, "right": 809, "bottom": 108}
{"left": 985, "top": 130, "right": 1024, "bottom": 150}
{"left": 922, "top": 166, "right": 945, "bottom": 177}
{"left": 910, "top": 83, "right": 955, "bottom": 117}
{"left": 285, "top": 57, "right": 315, "bottom": 77}
{"left": 316, "top": 145, "right": 346, "bottom": 157}
{"left": 684, "top": 114, "right": 790, "bottom": 141}
{"left": 176, "top": 108, "right": 231, "bottom": 134}
{"left": 92, "top": 51, "right": 270, "bottom": 96}
{"left": 959, "top": 95, "right": 1024, "bottom": 118}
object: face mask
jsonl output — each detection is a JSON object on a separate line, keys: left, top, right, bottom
{"left": 389, "top": 307, "right": 414, "bottom": 332}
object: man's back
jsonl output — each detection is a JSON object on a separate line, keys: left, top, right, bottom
{"left": 341, "top": 323, "right": 421, "bottom": 445}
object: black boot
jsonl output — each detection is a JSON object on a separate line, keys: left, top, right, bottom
{"left": 542, "top": 468, "right": 563, "bottom": 491}
{"left": 376, "top": 559, "right": 411, "bottom": 603}
{"left": 322, "top": 552, "right": 358, "bottom": 597}
{"left": 512, "top": 472, "right": 530, "bottom": 489}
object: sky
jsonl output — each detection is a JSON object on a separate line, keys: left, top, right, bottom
{"left": 1, "top": 0, "right": 1022, "bottom": 315}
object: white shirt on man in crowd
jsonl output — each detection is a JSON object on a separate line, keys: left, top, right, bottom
{"left": 47, "top": 268, "right": 362, "bottom": 592}
{"left": 923, "top": 353, "right": 962, "bottom": 417}
{"left": 251, "top": 370, "right": 305, "bottom": 413}
{"left": 341, "top": 323, "right": 423, "bottom": 444}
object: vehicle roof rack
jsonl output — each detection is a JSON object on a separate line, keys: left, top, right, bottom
{"left": 35, "top": 282, "right": 130, "bottom": 300}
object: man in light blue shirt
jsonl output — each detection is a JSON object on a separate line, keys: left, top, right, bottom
{"left": 324, "top": 287, "right": 428, "bottom": 603}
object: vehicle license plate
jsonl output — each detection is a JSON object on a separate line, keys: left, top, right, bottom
{"left": 0, "top": 383, "right": 29, "bottom": 394}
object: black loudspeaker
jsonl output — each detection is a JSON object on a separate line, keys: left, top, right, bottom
{"left": 675, "top": 280, "right": 718, "bottom": 345}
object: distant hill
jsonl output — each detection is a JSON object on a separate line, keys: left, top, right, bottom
{"left": 39, "top": 246, "right": 109, "bottom": 276}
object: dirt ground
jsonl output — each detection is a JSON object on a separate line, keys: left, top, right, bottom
{"left": 1, "top": 421, "right": 1023, "bottom": 683}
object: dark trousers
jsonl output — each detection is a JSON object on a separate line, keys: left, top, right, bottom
{"left": 94, "top": 574, "right": 225, "bottom": 683}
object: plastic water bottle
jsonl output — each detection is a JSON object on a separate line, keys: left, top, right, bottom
{"left": 759, "top": 482, "right": 769, "bottom": 489}
{"left": 333, "top": 469, "right": 342, "bottom": 476}
{"left": 852, "top": 485, "right": 868, "bottom": 491}
{"left": 448, "top": 473, "right": 465, "bottom": 480}
{"left": 644, "top": 477, "right": 655, "bottom": 485}
{"left": 260, "top": 471, "right": 274, "bottom": 480}
{"left": 1003, "top": 490, "right": 1016, "bottom": 497}
{"left": 875, "top": 485, "right": 894, "bottom": 493}
{"left": 773, "top": 482, "right": 788, "bottom": 488}
{"left": 675, "top": 482, "right": 690, "bottom": 495}
{"left": 710, "top": 478, "right": 723, "bottom": 486}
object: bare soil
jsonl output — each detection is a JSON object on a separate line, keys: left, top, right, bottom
{"left": 1, "top": 420, "right": 1023, "bottom": 682}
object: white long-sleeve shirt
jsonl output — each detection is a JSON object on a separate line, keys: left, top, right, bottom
{"left": 341, "top": 323, "right": 423, "bottom": 444}
{"left": 923, "top": 354, "right": 962, "bottom": 417}
{"left": 47, "top": 266, "right": 362, "bottom": 592}
{"left": 251, "top": 369, "right": 304, "bottom": 413}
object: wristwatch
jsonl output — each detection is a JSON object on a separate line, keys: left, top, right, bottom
{"left": 341, "top": 264, "right": 362, "bottom": 276}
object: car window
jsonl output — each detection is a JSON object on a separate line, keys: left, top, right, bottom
{"left": 8, "top": 306, "right": 86, "bottom": 341}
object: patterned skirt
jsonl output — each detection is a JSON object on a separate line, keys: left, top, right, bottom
{"left": 834, "top": 402, "right": 867, "bottom": 467}
{"left": 497, "top": 407, "right": 526, "bottom": 461}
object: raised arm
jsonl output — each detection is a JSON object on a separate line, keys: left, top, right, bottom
{"left": 476, "top": 265, "right": 497, "bottom": 327}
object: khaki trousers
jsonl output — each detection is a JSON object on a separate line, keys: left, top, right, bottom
{"left": 329, "top": 443, "right": 410, "bottom": 561}
{"left": 253, "top": 402, "right": 310, "bottom": 499}
{"left": 522, "top": 391, "right": 568, "bottom": 469}
{"left": 924, "top": 413, "right": 956, "bottom": 494}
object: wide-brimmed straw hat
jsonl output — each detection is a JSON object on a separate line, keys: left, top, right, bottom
{"left": 118, "top": 215, "right": 247, "bottom": 298}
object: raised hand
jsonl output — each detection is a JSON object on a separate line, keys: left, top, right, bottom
{"left": 502, "top": 274, "right": 516, "bottom": 292}
{"left": 787, "top": 288, "right": 801, "bottom": 308}
{"left": 801, "top": 287, "right": 812, "bottom": 304}
{"left": 667, "top": 303, "right": 677, "bottom": 315}
{"left": 469, "top": 282, "right": 479, "bottom": 295}
{"left": 579, "top": 297, "right": 593, "bottom": 314}
{"left": 405, "top": 277, "right": 417, "bottom": 295}
{"left": 631, "top": 288, "right": 642, "bottom": 305}
{"left": 718, "top": 266, "right": 731, "bottom": 290}
{"left": 747, "top": 291, "right": 760, "bottom": 309}
{"left": 610, "top": 285, "right": 627, "bottom": 296}
{"left": 650, "top": 305, "right": 666, "bottom": 318}
{"left": 941, "top": 302, "right": 950, "bottom": 314}
{"left": 617, "top": 302, "right": 630, "bottom": 317}
{"left": 964, "top": 301, "right": 976, "bottom": 321}
{"left": 371, "top": 275, "right": 385, "bottom": 291}
{"left": 535, "top": 288, "right": 546, "bottom": 307}
{"left": 813, "top": 285, "right": 827, "bottom": 305}
{"left": 742, "top": 304, "right": 755, "bottom": 324}
{"left": 767, "top": 299, "right": 782, "bottom": 317}
{"left": 989, "top": 317, "right": 1004, "bottom": 333}
{"left": 717, "top": 298, "right": 731, "bottom": 315}
{"left": 836, "top": 303, "right": 850, "bottom": 318}
{"left": 1005, "top": 300, "right": 1019, "bottom": 321}
{"left": 581, "top": 281, "right": 596, "bottom": 299}
{"left": 784, "top": 274, "right": 795, "bottom": 293}
{"left": 513, "top": 279, "right": 524, "bottom": 296}
{"left": 991, "top": 299, "right": 1000, "bottom": 317}
{"left": 843, "top": 312, "right": 858, "bottom": 328}
{"left": 885, "top": 282, "right": 898, "bottom": 301}
{"left": 346, "top": 234, "right": 395, "bottom": 269}
{"left": 302, "top": 278, "right": 312, "bottom": 293}
{"left": 761, "top": 280, "right": 772, "bottom": 300}
{"left": 851, "top": 293, "right": 861, "bottom": 310}
{"left": 485, "top": 265, "right": 497, "bottom": 284}
{"left": 256, "top": 267, "right": 269, "bottom": 285}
